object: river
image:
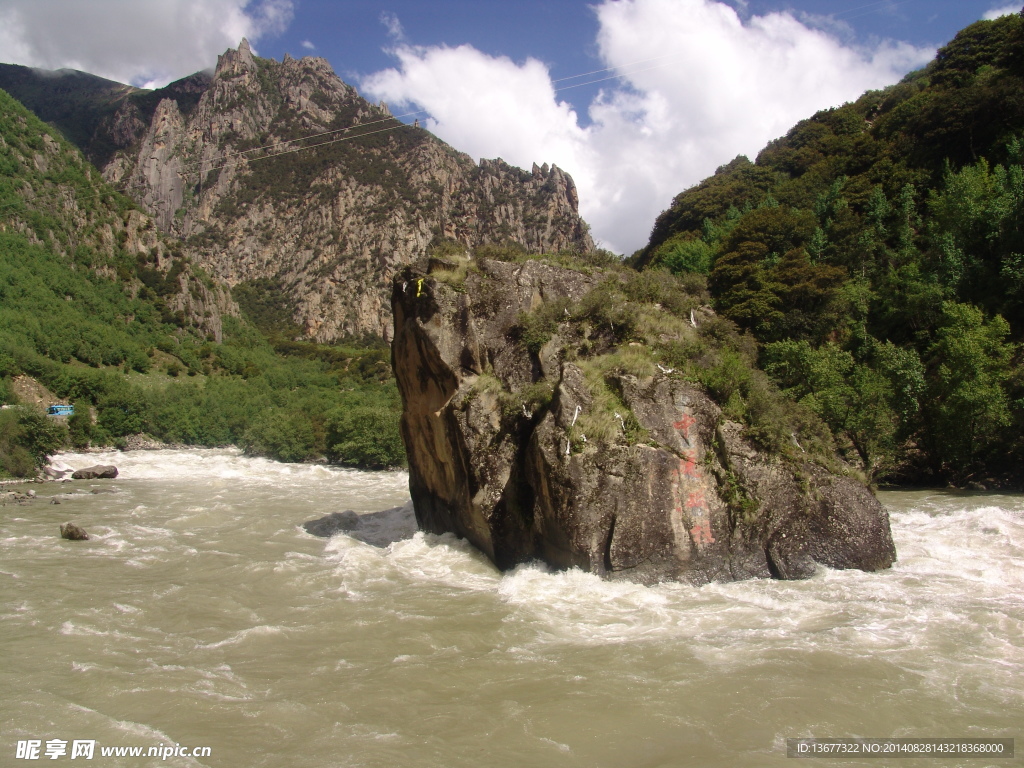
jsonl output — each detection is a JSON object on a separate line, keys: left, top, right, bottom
{"left": 1, "top": 449, "right": 1021, "bottom": 767}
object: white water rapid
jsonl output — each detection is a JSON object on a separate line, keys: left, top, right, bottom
{"left": 1, "top": 449, "right": 1021, "bottom": 767}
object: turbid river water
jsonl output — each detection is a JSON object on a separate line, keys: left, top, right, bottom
{"left": 1, "top": 449, "right": 1021, "bottom": 767}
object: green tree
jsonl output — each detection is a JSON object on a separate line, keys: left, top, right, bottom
{"left": 653, "top": 234, "right": 715, "bottom": 275}
{"left": 764, "top": 340, "right": 902, "bottom": 476}
{"left": 97, "top": 385, "right": 148, "bottom": 438}
{"left": 326, "top": 405, "right": 405, "bottom": 469}
{"left": 242, "top": 410, "right": 321, "bottom": 464}
{"left": 67, "top": 400, "right": 92, "bottom": 449}
{"left": 0, "top": 407, "right": 66, "bottom": 477}
{"left": 922, "top": 302, "right": 1015, "bottom": 479}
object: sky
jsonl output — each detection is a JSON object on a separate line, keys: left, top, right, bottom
{"left": 0, "top": 1, "right": 1020, "bottom": 254}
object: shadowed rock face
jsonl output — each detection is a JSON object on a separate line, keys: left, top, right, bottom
{"left": 392, "top": 258, "right": 896, "bottom": 585}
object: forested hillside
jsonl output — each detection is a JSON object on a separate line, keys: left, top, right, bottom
{"left": 634, "top": 12, "right": 1024, "bottom": 486}
{"left": 0, "top": 87, "right": 402, "bottom": 476}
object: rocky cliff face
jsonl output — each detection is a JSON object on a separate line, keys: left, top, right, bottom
{"left": 392, "top": 257, "right": 896, "bottom": 584}
{"left": 116, "top": 210, "right": 237, "bottom": 343}
{"left": 102, "top": 40, "right": 593, "bottom": 341}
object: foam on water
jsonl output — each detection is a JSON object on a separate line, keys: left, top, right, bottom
{"left": 198, "top": 625, "right": 289, "bottom": 650}
{"left": 313, "top": 488, "right": 1024, "bottom": 725}
{"left": 310, "top": 480, "right": 1024, "bottom": 661}
{"left": 318, "top": 492, "right": 1024, "bottom": 718}
{"left": 56, "top": 447, "right": 409, "bottom": 498}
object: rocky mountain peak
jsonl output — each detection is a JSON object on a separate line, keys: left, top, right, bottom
{"left": 99, "top": 45, "right": 595, "bottom": 341}
{"left": 216, "top": 38, "right": 257, "bottom": 78}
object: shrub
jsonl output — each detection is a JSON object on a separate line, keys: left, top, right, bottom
{"left": 243, "top": 410, "right": 322, "bottom": 464}
{"left": 0, "top": 407, "right": 66, "bottom": 477}
{"left": 97, "top": 385, "right": 147, "bottom": 437}
{"left": 67, "top": 400, "right": 92, "bottom": 449}
{"left": 325, "top": 405, "right": 405, "bottom": 468}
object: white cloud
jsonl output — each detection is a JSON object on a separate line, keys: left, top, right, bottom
{"left": 0, "top": 0, "right": 293, "bottom": 87}
{"left": 363, "top": 43, "right": 591, "bottom": 182}
{"left": 380, "top": 11, "right": 406, "bottom": 42}
{"left": 361, "top": 0, "right": 934, "bottom": 254}
{"left": 983, "top": 4, "right": 1021, "bottom": 20}
{"left": 301, "top": 40, "right": 316, "bottom": 51}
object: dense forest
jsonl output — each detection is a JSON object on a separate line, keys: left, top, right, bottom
{"left": 0, "top": 88, "right": 403, "bottom": 477}
{"left": 633, "top": 12, "right": 1024, "bottom": 486}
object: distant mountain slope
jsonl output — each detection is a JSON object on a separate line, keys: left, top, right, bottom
{"left": 0, "top": 86, "right": 233, "bottom": 352}
{"left": 0, "top": 86, "right": 405, "bottom": 473}
{"left": 0, "top": 82, "right": 230, "bottom": 471}
{"left": 70, "top": 40, "right": 593, "bottom": 341}
{"left": 634, "top": 11, "right": 1024, "bottom": 485}
{"left": 0, "top": 64, "right": 211, "bottom": 169}
{"left": 639, "top": 12, "right": 1024, "bottom": 270}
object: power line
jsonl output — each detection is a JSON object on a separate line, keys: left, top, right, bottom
{"left": 199, "top": 118, "right": 421, "bottom": 174}
{"left": 0, "top": 0, "right": 928, "bottom": 220}
{"left": 555, "top": 63, "right": 670, "bottom": 92}
{"left": 205, "top": 107, "right": 429, "bottom": 167}
{"left": 830, "top": 0, "right": 917, "bottom": 21}
{"left": 0, "top": 50, "right": 682, "bottom": 216}
{"left": 0, "top": 109, "right": 425, "bottom": 214}
{"left": 0, "top": 0, "right": 933, "bottom": 222}
{"left": 552, "top": 53, "right": 678, "bottom": 83}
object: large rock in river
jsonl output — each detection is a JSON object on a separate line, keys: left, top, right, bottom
{"left": 71, "top": 465, "right": 118, "bottom": 480}
{"left": 391, "top": 257, "right": 896, "bottom": 584}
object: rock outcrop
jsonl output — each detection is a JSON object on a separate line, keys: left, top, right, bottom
{"left": 71, "top": 465, "right": 118, "bottom": 480}
{"left": 60, "top": 522, "right": 89, "bottom": 540}
{"left": 302, "top": 501, "right": 417, "bottom": 547}
{"left": 103, "top": 41, "right": 594, "bottom": 341}
{"left": 1, "top": 490, "right": 35, "bottom": 504}
{"left": 391, "top": 257, "right": 896, "bottom": 584}
{"left": 303, "top": 510, "right": 362, "bottom": 537}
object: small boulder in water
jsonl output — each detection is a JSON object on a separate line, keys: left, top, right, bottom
{"left": 303, "top": 510, "right": 362, "bottom": 537}
{"left": 71, "top": 465, "right": 118, "bottom": 480}
{"left": 343, "top": 501, "right": 417, "bottom": 547}
{"left": 1, "top": 490, "right": 34, "bottom": 504}
{"left": 60, "top": 522, "right": 89, "bottom": 540}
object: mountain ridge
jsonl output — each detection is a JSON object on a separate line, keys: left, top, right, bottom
{"left": 0, "top": 62, "right": 212, "bottom": 169}
{"left": 2, "top": 40, "right": 595, "bottom": 343}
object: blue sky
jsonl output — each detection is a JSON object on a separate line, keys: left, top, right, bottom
{"left": 0, "top": 0, "right": 1018, "bottom": 251}
{"left": 261, "top": 0, "right": 1012, "bottom": 126}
